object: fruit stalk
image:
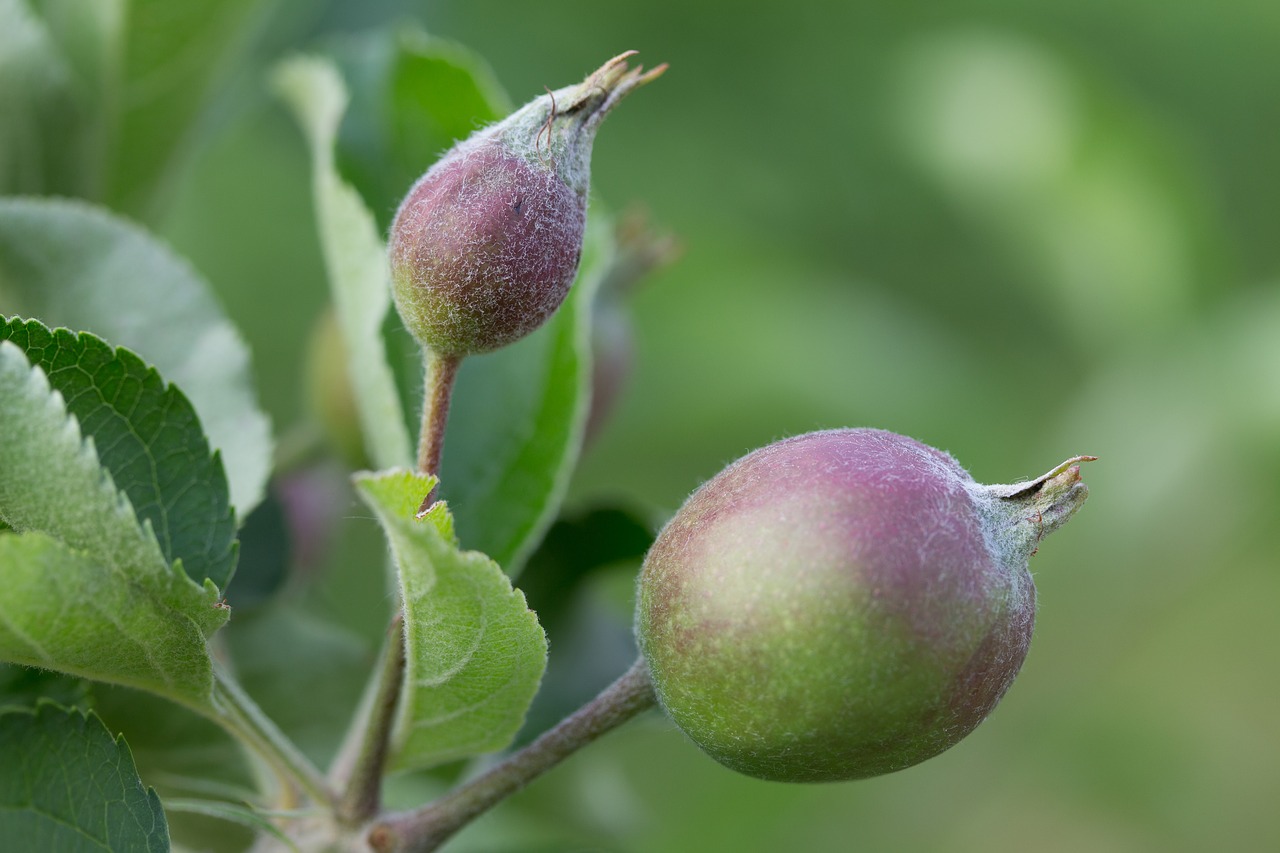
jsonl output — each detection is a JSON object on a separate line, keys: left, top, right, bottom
{"left": 415, "top": 352, "right": 460, "bottom": 514}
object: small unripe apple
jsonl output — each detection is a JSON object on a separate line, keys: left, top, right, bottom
{"left": 636, "top": 428, "right": 1092, "bottom": 782}
{"left": 390, "top": 53, "right": 664, "bottom": 357}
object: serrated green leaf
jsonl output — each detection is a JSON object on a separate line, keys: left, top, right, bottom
{"left": 442, "top": 217, "right": 613, "bottom": 574}
{"left": 0, "top": 342, "right": 225, "bottom": 706}
{"left": 0, "top": 702, "right": 168, "bottom": 852}
{"left": 272, "top": 55, "right": 412, "bottom": 471}
{"left": 1, "top": 318, "right": 237, "bottom": 589}
{"left": 355, "top": 470, "right": 547, "bottom": 771}
{"left": 0, "top": 197, "right": 272, "bottom": 517}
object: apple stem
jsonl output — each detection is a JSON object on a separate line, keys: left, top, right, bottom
{"left": 415, "top": 351, "right": 461, "bottom": 515}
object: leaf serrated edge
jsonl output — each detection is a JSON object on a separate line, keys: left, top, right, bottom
{"left": 0, "top": 341, "right": 227, "bottom": 624}
{"left": 1, "top": 316, "right": 240, "bottom": 590}
{"left": 0, "top": 700, "right": 169, "bottom": 850}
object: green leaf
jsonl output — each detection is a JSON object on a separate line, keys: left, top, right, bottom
{"left": 355, "top": 470, "right": 547, "bottom": 771}
{"left": 0, "top": 342, "right": 225, "bottom": 706}
{"left": 0, "top": 197, "right": 272, "bottom": 517}
{"left": 442, "top": 217, "right": 613, "bottom": 574}
{"left": 108, "top": 0, "right": 263, "bottom": 216}
{"left": 271, "top": 55, "right": 412, "bottom": 471}
{"left": 0, "top": 0, "right": 121, "bottom": 198}
{"left": 518, "top": 505, "right": 655, "bottom": 630}
{"left": 90, "top": 682, "right": 252, "bottom": 803}
{"left": 0, "top": 702, "right": 168, "bottom": 852}
{"left": 1, "top": 318, "right": 237, "bottom": 589}
{"left": 225, "top": 487, "right": 290, "bottom": 610}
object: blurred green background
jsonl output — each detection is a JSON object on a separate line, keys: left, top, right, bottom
{"left": 9, "top": 0, "right": 1280, "bottom": 850}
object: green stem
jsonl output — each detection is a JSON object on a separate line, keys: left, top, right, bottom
{"left": 415, "top": 351, "right": 461, "bottom": 514}
{"left": 211, "top": 662, "right": 336, "bottom": 810}
{"left": 366, "top": 658, "right": 656, "bottom": 853}
{"left": 335, "top": 612, "right": 408, "bottom": 826}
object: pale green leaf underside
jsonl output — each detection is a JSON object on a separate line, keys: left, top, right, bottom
{"left": 444, "top": 216, "right": 613, "bottom": 575}
{"left": 0, "top": 702, "right": 168, "bottom": 852}
{"left": 355, "top": 470, "right": 547, "bottom": 771}
{"left": 272, "top": 56, "right": 412, "bottom": 470}
{"left": 0, "top": 533, "right": 217, "bottom": 707}
{"left": 0, "top": 342, "right": 224, "bottom": 706}
{"left": 0, "top": 196, "right": 272, "bottom": 517}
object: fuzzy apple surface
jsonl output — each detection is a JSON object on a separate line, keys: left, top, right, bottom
{"left": 389, "top": 53, "right": 663, "bottom": 357}
{"left": 636, "top": 428, "right": 1091, "bottom": 782}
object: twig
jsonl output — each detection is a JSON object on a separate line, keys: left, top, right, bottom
{"left": 367, "top": 658, "right": 656, "bottom": 852}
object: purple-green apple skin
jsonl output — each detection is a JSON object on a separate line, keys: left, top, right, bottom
{"left": 390, "top": 147, "right": 584, "bottom": 357}
{"left": 637, "top": 428, "right": 1091, "bottom": 782}
{"left": 389, "top": 53, "right": 663, "bottom": 357}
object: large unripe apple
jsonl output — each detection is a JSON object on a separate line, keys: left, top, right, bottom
{"left": 636, "top": 428, "right": 1091, "bottom": 782}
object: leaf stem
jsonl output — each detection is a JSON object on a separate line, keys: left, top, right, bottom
{"left": 366, "top": 658, "right": 656, "bottom": 852}
{"left": 210, "top": 662, "right": 337, "bottom": 810}
{"left": 415, "top": 350, "right": 461, "bottom": 514}
{"left": 335, "top": 612, "right": 408, "bottom": 826}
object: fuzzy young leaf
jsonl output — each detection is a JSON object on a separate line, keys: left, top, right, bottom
{"left": 272, "top": 55, "right": 412, "bottom": 471}
{"left": 0, "top": 197, "right": 272, "bottom": 517}
{"left": 0, "top": 342, "right": 225, "bottom": 706}
{"left": 0, "top": 703, "right": 168, "bottom": 852}
{"left": 1, "top": 318, "right": 237, "bottom": 589}
{"left": 355, "top": 470, "right": 547, "bottom": 771}
{"left": 443, "top": 218, "right": 612, "bottom": 574}
{"left": 0, "top": 534, "right": 219, "bottom": 708}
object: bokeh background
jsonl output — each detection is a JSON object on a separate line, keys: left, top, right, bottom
{"left": 9, "top": 0, "right": 1280, "bottom": 850}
